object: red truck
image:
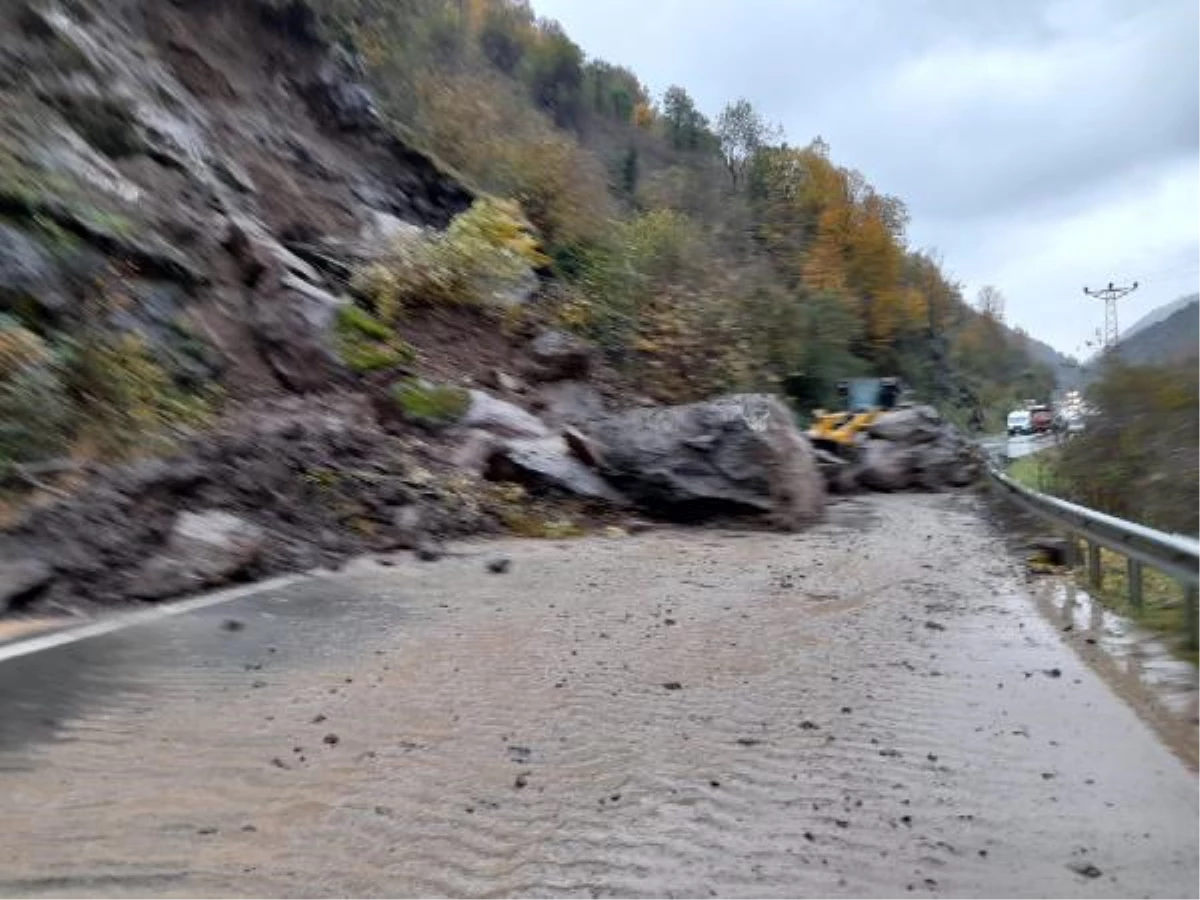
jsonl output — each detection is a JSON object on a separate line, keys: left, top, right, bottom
{"left": 1029, "top": 405, "right": 1054, "bottom": 434}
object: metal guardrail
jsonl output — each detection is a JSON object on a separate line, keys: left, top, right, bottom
{"left": 986, "top": 465, "right": 1199, "bottom": 646}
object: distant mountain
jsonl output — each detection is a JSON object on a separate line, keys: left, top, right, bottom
{"left": 1012, "top": 330, "right": 1085, "bottom": 390}
{"left": 1121, "top": 293, "right": 1199, "bottom": 344}
{"left": 1113, "top": 294, "right": 1199, "bottom": 366}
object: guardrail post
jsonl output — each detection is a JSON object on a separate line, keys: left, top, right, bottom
{"left": 1087, "top": 542, "right": 1102, "bottom": 589}
{"left": 1062, "top": 534, "right": 1080, "bottom": 567}
{"left": 1185, "top": 586, "right": 1198, "bottom": 651}
{"left": 1127, "top": 558, "right": 1143, "bottom": 609}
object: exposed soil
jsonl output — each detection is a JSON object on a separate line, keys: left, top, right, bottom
{"left": 399, "top": 306, "right": 529, "bottom": 388}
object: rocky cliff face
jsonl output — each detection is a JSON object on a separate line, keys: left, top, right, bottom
{"left": 0, "top": 0, "right": 472, "bottom": 395}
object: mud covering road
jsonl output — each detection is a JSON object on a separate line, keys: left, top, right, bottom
{"left": 0, "top": 493, "right": 1196, "bottom": 899}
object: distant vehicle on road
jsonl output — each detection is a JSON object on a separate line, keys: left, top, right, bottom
{"left": 1007, "top": 409, "right": 1033, "bottom": 436}
{"left": 1029, "top": 405, "right": 1054, "bottom": 434}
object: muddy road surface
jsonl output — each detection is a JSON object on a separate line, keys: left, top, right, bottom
{"left": 0, "top": 493, "right": 1196, "bottom": 898}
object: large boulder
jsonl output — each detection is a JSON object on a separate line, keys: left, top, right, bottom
{"left": 250, "top": 273, "right": 349, "bottom": 393}
{"left": 450, "top": 428, "right": 503, "bottom": 474}
{"left": 854, "top": 427, "right": 980, "bottom": 492}
{"left": 460, "top": 389, "right": 550, "bottom": 439}
{"left": 582, "top": 394, "right": 825, "bottom": 529}
{"left": 857, "top": 439, "right": 916, "bottom": 492}
{"left": 526, "top": 330, "right": 593, "bottom": 382}
{"left": 486, "top": 437, "right": 627, "bottom": 504}
{"left": 532, "top": 380, "right": 607, "bottom": 429}
{"left": 299, "top": 46, "right": 381, "bottom": 133}
{"left": 867, "top": 406, "right": 944, "bottom": 444}
{"left": 0, "top": 554, "right": 54, "bottom": 612}
{"left": 127, "top": 510, "right": 266, "bottom": 601}
{"left": 448, "top": 390, "right": 551, "bottom": 475}
{"left": 914, "top": 433, "right": 980, "bottom": 488}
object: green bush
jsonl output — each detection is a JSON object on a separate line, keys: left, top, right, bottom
{"left": 0, "top": 362, "right": 73, "bottom": 470}
{"left": 1050, "top": 358, "right": 1198, "bottom": 535}
{"left": 353, "top": 197, "right": 548, "bottom": 321}
{"left": 0, "top": 317, "right": 70, "bottom": 469}
{"left": 389, "top": 377, "right": 469, "bottom": 428}
{"left": 65, "top": 332, "right": 214, "bottom": 458}
{"left": 335, "top": 304, "right": 414, "bottom": 373}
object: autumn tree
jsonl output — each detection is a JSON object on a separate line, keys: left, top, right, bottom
{"left": 845, "top": 193, "right": 908, "bottom": 349}
{"left": 905, "top": 250, "right": 960, "bottom": 338}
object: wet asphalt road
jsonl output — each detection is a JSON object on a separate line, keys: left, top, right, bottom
{"left": 0, "top": 492, "right": 1196, "bottom": 898}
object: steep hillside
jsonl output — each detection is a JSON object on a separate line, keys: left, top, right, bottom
{"left": 1114, "top": 295, "right": 1199, "bottom": 366}
{"left": 303, "top": 0, "right": 1061, "bottom": 430}
{"left": 0, "top": 0, "right": 474, "bottom": 403}
{"left": 1013, "top": 330, "right": 1084, "bottom": 391}
{"left": 1122, "top": 293, "right": 1199, "bottom": 343}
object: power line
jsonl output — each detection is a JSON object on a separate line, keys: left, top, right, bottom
{"left": 1083, "top": 280, "right": 1138, "bottom": 349}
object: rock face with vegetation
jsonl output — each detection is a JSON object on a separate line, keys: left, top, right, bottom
{"left": 1, "top": 0, "right": 1020, "bottom": 614}
{"left": 0, "top": 0, "right": 476, "bottom": 480}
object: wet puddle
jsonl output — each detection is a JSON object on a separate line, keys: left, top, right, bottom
{"left": 1036, "top": 580, "right": 1199, "bottom": 766}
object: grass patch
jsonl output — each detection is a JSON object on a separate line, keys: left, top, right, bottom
{"left": 334, "top": 304, "right": 415, "bottom": 374}
{"left": 1009, "top": 453, "right": 1198, "bottom": 660}
{"left": 483, "top": 482, "right": 587, "bottom": 539}
{"left": 1077, "top": 547, "right": 1197, "bottom": 664}
{"left": 1006, "top": 451, "right": 1060, "bottom": 493}
{"left": 389, "top": 377, "right": 469, "bottom": 428}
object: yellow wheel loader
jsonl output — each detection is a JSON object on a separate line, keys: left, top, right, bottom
{"left": 806, "top": 377, "right": 902, "bottom": 460}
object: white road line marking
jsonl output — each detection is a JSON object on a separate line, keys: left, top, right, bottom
{"left": 0, "top": 574, "right": 309, "bottom": 664}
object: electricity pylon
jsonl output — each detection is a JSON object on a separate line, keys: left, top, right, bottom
{"left": 1083, "top": 281, "right": 1138, "bottom": 349}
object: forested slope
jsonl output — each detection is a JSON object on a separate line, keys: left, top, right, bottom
{"left": 317, "top": 0, "right": 1057, "bottom": 428}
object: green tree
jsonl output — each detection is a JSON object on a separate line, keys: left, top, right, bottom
{"left": 715, "top": 98, "right": 780, "bottom": 188}
{"left": 522, "top": 20, "right": 584, "bottom": 128}
{"left": 583, "top": 61, "right": 644, "bottom": 122}
{"left": 619, "top": 145, "right": 639, "bottom": 199}
{"left": 1053, "top": 357, "right": 1198, "bottom": 533}
{"left": 661, "top": 85, "right": 709, "bottom": 152}
{"left": 478, "top": 2, "right": 530, "bottom": 74}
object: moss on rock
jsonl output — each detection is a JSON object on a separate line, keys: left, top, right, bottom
{"left": 389, "top": 377, "right": 469, "bottom": 428}
{"left": 334, "top": 304, "right": 414, "bottom": 373}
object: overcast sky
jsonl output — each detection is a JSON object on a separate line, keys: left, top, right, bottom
{"left": 530, "top": 0, "right": 1199, "bottom": 357}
